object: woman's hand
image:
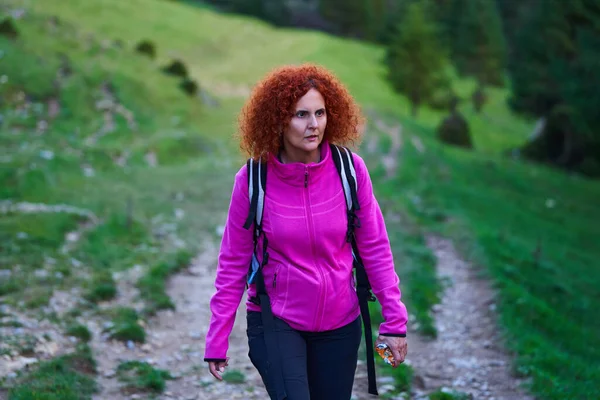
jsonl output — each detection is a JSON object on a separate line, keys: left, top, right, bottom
{"left": 208, "top": 358, "right": 229, "bottom": 380}
{"left": 375, "top": 336, "right": 407, "bottom": 368}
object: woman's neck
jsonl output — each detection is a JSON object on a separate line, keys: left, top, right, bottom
{"left": 279, "top": 146, "right": 321, "bottom": 165}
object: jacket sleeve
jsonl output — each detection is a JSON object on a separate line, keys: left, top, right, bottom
{"left": 352, "top": 154, "right": 408, "bottom": 336}
{"left": 204, "top": 166, "right": 254, "bottom": 360}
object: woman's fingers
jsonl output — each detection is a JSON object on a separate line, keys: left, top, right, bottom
{"left": 208, "top": 361, "right": 224, "bottom": 381}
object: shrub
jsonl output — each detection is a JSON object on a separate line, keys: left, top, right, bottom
{"left": 436, "top": 112, "right": 473, "bottom": 149}
{"left": 179, "top": 78, "right": 199, "bottom": 96}
{"left": 0, "top": 18, "right": 18, "bottom": 40}
{"left": 162, "top": 59, "right": 188, "bottom": 78}
{"left": 134, "top": 40, "right": 156, "bottom": 59}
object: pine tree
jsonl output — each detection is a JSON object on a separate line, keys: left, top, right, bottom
{"left": 319, "top": 0, "right": 368, "bottom": 37}
{"left": 452, "top": 0, "right": 507, "bottom": 86}
{"left": 509, "top": 0, "right": 600, "bottom": 173}
{"left": 386, "top": 0, "right": 448, "bottom": 117}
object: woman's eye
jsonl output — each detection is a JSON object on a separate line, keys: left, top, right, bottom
{"left": 296, "top": 111, "right": 307, "bottom": 118}
{"left": 316, "top": 109, "right": 325, "bottom": 116}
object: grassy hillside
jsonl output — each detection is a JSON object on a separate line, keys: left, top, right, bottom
{"left": 1, "top": 0, "right": 599, "bottom": 399}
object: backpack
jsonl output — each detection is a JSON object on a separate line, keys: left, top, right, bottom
{"left": 243, "top": 143, "right": 379, "bottom": 397}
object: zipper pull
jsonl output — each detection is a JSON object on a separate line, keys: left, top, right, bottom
{"left": 304, "top": 169, "right": 308, "bottom": 188}
{"left": 273, "top": 273, "right": 277, "bottom": 288}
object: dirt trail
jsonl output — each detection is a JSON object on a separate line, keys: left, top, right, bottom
{"left": 405, "top": 236, "right": 533, "bottom": 400}
{"left": 90, "top": 238, "right": 268, "bottom": 400}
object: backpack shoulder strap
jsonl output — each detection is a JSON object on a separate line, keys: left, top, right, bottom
{"left": 330, "top": 143, "right": 379, "bottom": 396}
{"left": 330, "top": 144, "right": 360, "bottom": 213}
{"left": 243, "top": 157, "right": 267, "bottom": 232}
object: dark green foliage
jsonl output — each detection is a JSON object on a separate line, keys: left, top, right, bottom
{"left": 509, "top": 0, "right": 600, "bottom": 175}
{"left": 319, "top": 0, "right": 368, "bottom": 37}
{"left": 137, "top": 250, "right": 193, "bottom": 315}
{"left": 66, "top": 324, "right": 92, "bottom": 342}
{"left": 106, "top": 307, "right": 146, "bottom": 343}
{"left": 8, "top": 345, "right": 97, "bottom": 400}
{"left": 162, "top": 59, "right": 188, "bottom": 78}
{"left": 116, "top": 361, "right": 172, "bottom": 393}
{"left": 216, "top": 0, "right": 289, "bottom": 26}
{"left": 222, "top": 370, "right": 246, "bottom": 384}
{"left": 451, "top": 0, "right": 507, "bottom": 86}
{"left": 521, "top": 106, "right": 586, "bottom": 168}
{"left": 179, "top": 78, "right": 199, "bottom": 96}
{"left": 0, "top": 18, "right": 19, "bottom": 40}
{"left": 471, "top": 84, "right": 487, "bottom": 113}
{"left": 386, "top": 0, "right": 449, "bottom": 116}
{"left": 134, "top": 40, "right": 156, "bottom": 59}
{"left": 436, "top": 111, "right": 473, "bottom": 149}
{"left": 85, "top": 271, "right": 117, "bottom": 302}
{"left": 428, "top": 389, "right": 471, "bottom": 400}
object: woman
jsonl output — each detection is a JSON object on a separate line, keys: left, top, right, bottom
{"left": 204, "top": 63, "right": 408, "bottom": 399}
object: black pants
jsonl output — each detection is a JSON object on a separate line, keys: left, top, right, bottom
{"left": 246, "top": 311, "right": 362, "bottom": 400}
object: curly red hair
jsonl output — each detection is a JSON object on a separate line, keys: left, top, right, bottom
{"left": 238, "top": 63, "right": 365, "bottom": 159}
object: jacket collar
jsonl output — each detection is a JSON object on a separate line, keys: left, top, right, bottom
{"left": 268, "top": 141, "right": 331, "bottom": 187}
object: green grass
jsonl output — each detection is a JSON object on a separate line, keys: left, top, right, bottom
{"left": 84, "top": 271, "right": 117, "bottom": 303}
{"left": 116, "top": 361, "right": 172, "bottom": 393}
{"left": 8, "top": 345, "right": 97, "bottom": 400}
{"left": 66, "top": 324, "right": 92, "bottom": 342}
{"left": 104, "top": 307, "right": 146, "bottom": 343}
{"left": 222, "top": 369, "right": 246, "bottom": 384}
{"left": 377, "top": 131, "right": 600, "bottom": 399}
{"left": 428, "top": 388, "right": 471, "bottom": 400}
{"left": 137, "top": 249, "right": 193, "bottom": 315}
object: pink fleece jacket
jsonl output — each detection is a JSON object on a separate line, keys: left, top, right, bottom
{"left": 204, "top": 143, "right": 408, "bottom": 360}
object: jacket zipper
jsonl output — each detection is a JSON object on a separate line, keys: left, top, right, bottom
{"left": 273, "top": 273, "right": 277, "bottom": 288}
{"left": 304, "top": 166, "right": 326, "bottom": 331}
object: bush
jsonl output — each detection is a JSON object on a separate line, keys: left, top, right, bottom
{"left": 0, "top": 18, "right": 18, "bottom": 40}
{"left": 162, "top": 59, "right": 188, "bottom": 78}
{"left": 179, "top": 78, "right": 199, "bottom": 96}
{"left": 436, "top": 112, "right": 473, "bottom": 149}
{"left": 134, "top": 40, "right": 156, "bottom": 59}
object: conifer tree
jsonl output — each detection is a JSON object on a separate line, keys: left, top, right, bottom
{"left": 452, "top": 0, "right": 507, "bottom": 86}
{"left": 509, "top": 0, "right": 600, "bottom": 172}
{"left": 386, "top": 0, "right": 448, "bottom": 117}
{"left": 319, "top": 0, "right": 368, "bottom": 36}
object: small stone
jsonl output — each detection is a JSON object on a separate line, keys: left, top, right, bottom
{"left": 189, "top": 331, "right": 202, "bottom": 340}
{"left": 141, "top": 343, "right": 152, "bottom": 352}
{"left": 104, "top": 369, "right": 116, "bottom": 378}
{"left": 126, "top": 340, "right": 135, "bottom": 350}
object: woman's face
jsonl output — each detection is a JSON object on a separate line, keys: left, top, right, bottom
{"left": 282, "top": 88, "right": 327, "bottom": 160}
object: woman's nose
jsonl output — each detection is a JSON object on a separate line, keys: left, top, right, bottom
{"left": 308, "top": 114, "right": 318, "bottom": 128}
